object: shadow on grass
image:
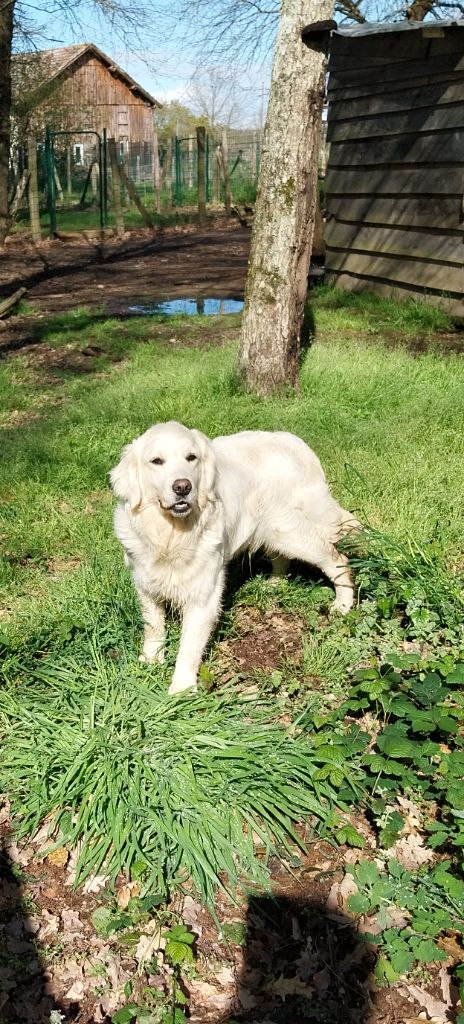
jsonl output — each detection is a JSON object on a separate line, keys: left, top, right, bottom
{"left": 0, "top": 838, "right": 70, "bottom": 1023}
{"left": 223, "top": 894, "right": 373, "bottom": 1023}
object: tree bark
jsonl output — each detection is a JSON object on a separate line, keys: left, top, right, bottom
{"left": 238, "top": 0, "right": 334, "bottom": 395}
{"left": 0, "top": 0, "right": 15, "bottom": 243}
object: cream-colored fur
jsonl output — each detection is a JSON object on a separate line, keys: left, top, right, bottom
{"left": 110, "top": 421, "right": 358, "bottom": 695}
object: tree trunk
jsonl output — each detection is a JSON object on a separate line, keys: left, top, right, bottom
{"left": 238, "top": 1, "right": 334, "bottom": 395}
{"left": 0, "top": 0, "right": 15, "bottom": 243}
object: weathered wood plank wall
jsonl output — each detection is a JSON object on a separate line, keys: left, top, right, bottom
{"left": 56, "top": 54, "right": 155, "bottom": 149}
{"left": 325, "top": 25, "right": 464, "bottom": 316}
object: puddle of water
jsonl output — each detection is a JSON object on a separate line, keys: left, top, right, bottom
{"left": 127, "top": 297, "right": 244, "bottom": 316}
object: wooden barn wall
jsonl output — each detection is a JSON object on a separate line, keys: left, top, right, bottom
{"left": 325, "top": 28, "right": 464, "bottom": 315}
{"left": 53, "top": 54, "right": 155, "bottom": 148}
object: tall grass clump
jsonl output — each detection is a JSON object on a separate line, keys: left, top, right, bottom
{"left": 0, "top": 652, "right": 365, "bottom": 906}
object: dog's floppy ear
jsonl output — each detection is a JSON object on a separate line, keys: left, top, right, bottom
{"left": 109, "top": 441, "right": 142, "bottom": 511}
{"left": 191, "top": 429, "right": 217, "bottom": 510}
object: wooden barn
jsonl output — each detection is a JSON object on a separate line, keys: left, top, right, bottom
{"left": 324, "top": 21, "right": 463, "bottom": 316}
{"left": 13, "top": 44, "right": 161, "bottom": 164}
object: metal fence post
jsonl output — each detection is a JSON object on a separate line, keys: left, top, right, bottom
{"left": 205, "top": 132, "right": 210, "bottom": 201}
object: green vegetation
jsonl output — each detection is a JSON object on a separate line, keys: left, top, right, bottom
{"left": 0, "top": 288, "right": 463, "bottom": 1001}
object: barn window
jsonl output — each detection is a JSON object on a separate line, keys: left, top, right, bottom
{"left": 74, "top": 144, "right": 84, "bottom": 165}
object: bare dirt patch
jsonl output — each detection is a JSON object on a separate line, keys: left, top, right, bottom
{"left": 0, "top": 223, "right": 250, "bottom": 357}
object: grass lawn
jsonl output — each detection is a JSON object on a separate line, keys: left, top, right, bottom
{"left": 1, "top": 288, "right": 464, "bottom": 1023}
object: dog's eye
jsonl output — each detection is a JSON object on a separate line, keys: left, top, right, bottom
{"left": 186, "top": 453, "right": 197, "bottom": 462}
{"left": 151, "top": 457, "right": 164, "bottom": 466}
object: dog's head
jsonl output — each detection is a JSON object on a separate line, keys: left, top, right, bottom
{"left": 110, "top": 421, "right": 217, "bottom": 519}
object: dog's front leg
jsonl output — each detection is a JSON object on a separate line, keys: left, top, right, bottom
{"left": 138, "top": 590, "right": 166, "bottom": 664}
{"left": 169, "top": 575, "right": 224, "bottom": 695}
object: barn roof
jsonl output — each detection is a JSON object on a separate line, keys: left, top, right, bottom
{"left": 13, "top": 43, "right": 161, "bottom": 108}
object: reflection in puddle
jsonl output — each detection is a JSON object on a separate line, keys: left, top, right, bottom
{"left": 127, "top": 297, "right": 244, "bottom": 316}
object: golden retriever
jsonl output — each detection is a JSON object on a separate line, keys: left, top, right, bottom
{"left": 110, "top": 421, "right": 358, "bottom": 694}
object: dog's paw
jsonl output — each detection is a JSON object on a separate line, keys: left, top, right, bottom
{"left": 168, "top": 675, "right": 198, "bottom": 696}
{"left": 139, "top": 646, "right": 165, "bottom": 665}
{"left": 330, "top": 595, "right": 354, "bottom": 616}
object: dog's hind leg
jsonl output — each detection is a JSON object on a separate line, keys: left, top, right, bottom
{"left": 270, "top": 554, "right": 290, "bottom": 578}
{"left": 274, "top": 532, "right": 355, "bottom": 614}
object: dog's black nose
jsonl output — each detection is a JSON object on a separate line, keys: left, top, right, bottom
{"left": 173, "top": 478, "right": 192, "bottom": 497}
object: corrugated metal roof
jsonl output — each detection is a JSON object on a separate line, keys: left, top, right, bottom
{"left": 12, "top": 43, "right": 161, "bottom": 108}
{"left": 334, "top": 17, "right": 464, "bottom": 35}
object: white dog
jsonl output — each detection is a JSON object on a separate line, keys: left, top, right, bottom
{"left": 110, "top": 421, "right": 358, "bottom": 695}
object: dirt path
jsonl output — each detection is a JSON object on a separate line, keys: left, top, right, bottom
{"left": 0, "top": 223, "right": 250, "bottom": 354}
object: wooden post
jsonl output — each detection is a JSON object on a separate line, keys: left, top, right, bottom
{"left": 27, "top": 135, "right": 41, "bottom": 242}
{"left": 197, "top": 126, "right": 206, "bottom": 227}
{"left": 118, "top": 162, "right": 154, "bottom": 229}
{"left": 9, "top": 168, "right": 29, "bottom": 221}
{"left": 221, "top": 129, "right": 232, "bottom": 217}
{"left": 153, "top": 129, "right": 161, "bottom": 213}
{"left": 188, "top": 135, "right": 194, "bottom": 189}
{"left": 165, "top": 137, "right": 173, "bottom": 207}
{"left": 54, "top": 166, "right": 64, "bottom": 204}
{"left": 90, "top": 161, "right": 99, "bottom": 197}
{"left": 66, "top": 145, "right": 72, "bottom": 196}
{"left": 108, "top": 138, "right": 124, "bottom": 237}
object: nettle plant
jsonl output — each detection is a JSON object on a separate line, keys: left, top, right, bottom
{"left": 340, "top": 658, "right": 464, "bottom": 851}
{"left": 346, "top": 858, "right": 464, "bottom": 985}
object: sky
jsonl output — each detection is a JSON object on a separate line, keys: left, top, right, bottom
{"left": 17, "top": 0, "right": 272, "bottom": 128}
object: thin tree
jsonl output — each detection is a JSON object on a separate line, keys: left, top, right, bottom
{"left": 238, "top": 1, "right": 334, "bottom": 395}
{"left": 0, "top": 0, "right": 15, "bottom": 242}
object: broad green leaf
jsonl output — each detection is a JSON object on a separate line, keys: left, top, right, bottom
{"left": 414, "top": 939, "right": 448, "bottom": 964}
{"left": 112, "top": 1006, "right": 139, "bottom": 1024}
{"left": 165, "top": 940, "right": 194, "bottom": 966}
{"left": 91, "top": 906, "right": 115, "bottom": 937}
{"left": 347, "top": 892, "right": 371, "bottom": 914}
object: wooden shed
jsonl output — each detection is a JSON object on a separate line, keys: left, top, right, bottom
{"left": 13, "top": 44, "right": 161, "bottom": 161}
{"left": 325, "top": 21, "right": 463, "bottom": 316}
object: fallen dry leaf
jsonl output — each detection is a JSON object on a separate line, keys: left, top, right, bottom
{"left": 61, "top": 908, "right": 84, "bottom": 934}
{"left": 326, "top": 873, "right": 359, "bottom": 913}
{"left": 47, "top": 846, "right": 69, "bottom": 868}
{"left": 267, "top": 974, "right": 314, "bottom": 999}
{"left": 388, "top": 833, "right": 435, "bottom": 870}
{"left": 213, "top": 966, "right": 235, "bottom": 986}
{"left": 116, "top": 880, "right": 140, "bottom": 909}
{"left": 437, "top": 935, "right": 464, "bottom": 962}
{"left": 182, "top": 893, "right": 203, "bottom": 932}
{"left": 135, "top": 930, "right": 165, "bottom": 964}
{"left": 64, "top": 979, "right": 85, "bottom": 1001}
{"left": 38, "top": 909, "right": 60, "bottom": 940}
{"left": 82, "top": 873, "right": 109, "bottom": 894}
{"left": 398, "top": 983, "right": 449, "bottom": 1022}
